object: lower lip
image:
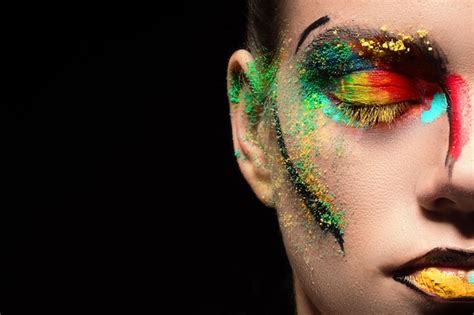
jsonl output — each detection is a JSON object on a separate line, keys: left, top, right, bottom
{"left": 396, "top": 267, "right": 474, "bottom": 300}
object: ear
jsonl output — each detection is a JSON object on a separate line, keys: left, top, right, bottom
{"left": 227, "top": 49, "right": 273, "bottom": 206}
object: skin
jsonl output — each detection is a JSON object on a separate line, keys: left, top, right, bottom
{"left": 228, "top": 0, "right": 473, "bottom": 313}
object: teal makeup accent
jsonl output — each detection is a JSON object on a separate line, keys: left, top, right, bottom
{"left": 468, "top": 271, "right": 474, "bottom": 285}
{"left": 421, "top": 92, "right": 448, "bottom": 124}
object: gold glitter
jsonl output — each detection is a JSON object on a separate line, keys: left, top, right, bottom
{"left": 416, "top": 29, "right": 428, "bottom": 38}
{"left": 359, "top": 36, "right": 411, "bottom": 55}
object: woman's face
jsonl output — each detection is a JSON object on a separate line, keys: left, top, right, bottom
{"left": 229, "top": 0, "right": 473, "bottom": 313}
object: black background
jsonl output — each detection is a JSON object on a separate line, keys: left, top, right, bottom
{"left": 1, "top": 2, "right": 293, "bottom": 314}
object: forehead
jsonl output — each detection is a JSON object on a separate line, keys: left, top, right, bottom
{"left": 283, "top": 0, "right": 473, "bottom": 74}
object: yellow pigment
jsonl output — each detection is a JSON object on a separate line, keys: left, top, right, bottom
{"left": 411, "top": 267, "right": 474, "bottom": 299}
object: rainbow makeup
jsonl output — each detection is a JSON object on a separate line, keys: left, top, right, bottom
{"left": 298, "top": 28, "right": 448, "bottom": 128}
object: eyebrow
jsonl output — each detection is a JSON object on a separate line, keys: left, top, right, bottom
{"left": 295, "top": 15, "right": 330, "bottom": 54}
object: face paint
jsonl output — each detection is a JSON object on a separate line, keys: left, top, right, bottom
{"left": 229, "top": 54, "right": 347, "bottom": 251}
{"left": 228, "top": 26, "right": 462, "bottom": 254}
{"left": 445, "top": 74, "right": 471, "bottom": 161}
{"left": 421, "top": 92, "right": 448, "bottom": 124}
{"left": 402, "top": 267, "right": 474, "bottom": 300}
{"left": 273, "top": 108, "right": 346, "bottom": 249}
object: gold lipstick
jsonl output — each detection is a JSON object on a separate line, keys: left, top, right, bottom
{"left": 403, "top": 267, "right": 474, "bottom": 300}
{"left": 393, "top": 248, "right": 474, "bottom": 301}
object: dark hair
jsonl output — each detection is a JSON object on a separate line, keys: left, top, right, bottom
{"left": 246, "top": 0, "right": 283, "bottom": 55}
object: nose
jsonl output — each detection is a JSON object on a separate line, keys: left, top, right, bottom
{"left": 416, "top": 76, "right": 474, "bottom": 218}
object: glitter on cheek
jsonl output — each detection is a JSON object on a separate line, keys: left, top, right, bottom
{"left": 420, "top": 92, "right": 447, "bottom": 124}
{"left": 445, "top": 74, "right": 471, "bottom": 161}
{"left": 227, "top": 53, "right": 348, "bottom": 250}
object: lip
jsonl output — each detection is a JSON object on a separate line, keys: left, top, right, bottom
{"left": 391, "top": 247, "right": 474, "bottom": 301}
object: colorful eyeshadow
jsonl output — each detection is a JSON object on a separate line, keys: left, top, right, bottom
{"left": 298, "top": 29, "right": 445, "bottom": 128}
{"left": 445, "top": 74, "right": 471, "bottom": 161}
{"left": 332, "top": 70, "right": 419, "bottom": 105}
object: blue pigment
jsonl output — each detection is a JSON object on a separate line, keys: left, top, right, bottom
{"left": 421, "top": 92, "right": 448, "bottom": 124}
{"left": 468, "top": 271, "right": 474, "bottom": 285}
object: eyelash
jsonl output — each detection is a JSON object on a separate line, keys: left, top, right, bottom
{"left": 333, "top": 100, "right": 415, "bottom": 127}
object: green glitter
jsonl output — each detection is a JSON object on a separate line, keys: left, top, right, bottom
{"left": 231, "top": 49, "right": 347, "bottom": 250}
{"left": 234, "top": 149, "right": 242, "bottom": 159}
{"left": 298, "top": 37, "right": 373, "bottom": 128}
{"left": 228, "top": 72, "right": 243, "bottom": 104}
{"left": 300, "top": 38, "right": 371, "bottom": 86}
{"left": 239, "top": 56, "right": 279, "bottom": 125}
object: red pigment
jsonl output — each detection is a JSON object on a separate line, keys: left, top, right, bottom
{"left": 365, "top": 70, "right": 419, "bottom": 102}
{"left": 446, "top": 74, "right": 471, "bottom": 161}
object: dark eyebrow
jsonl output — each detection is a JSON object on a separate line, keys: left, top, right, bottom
{"left": 295, "top": 15, "right": 330, "bottom": 54}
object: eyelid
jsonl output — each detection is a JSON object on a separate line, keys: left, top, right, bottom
{"left": 330, "top": 70, "right": 421, "bottom": 106}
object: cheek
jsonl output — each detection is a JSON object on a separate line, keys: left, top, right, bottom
{"left": 314, "top": 114, "right": 450, "bottom": 229}
{"left": 275, "top": 114, "right": 451, "bottom": 311}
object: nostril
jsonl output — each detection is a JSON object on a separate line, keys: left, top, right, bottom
{"left": 433, "top": 197, "right": 457, "bottom": 210}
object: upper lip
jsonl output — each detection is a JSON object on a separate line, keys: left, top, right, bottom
{"left": 393, "top": 247, "right": 474, "bottom": 277}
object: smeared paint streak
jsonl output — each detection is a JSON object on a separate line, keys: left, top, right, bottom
{"left": 446, "top": 74, "right": 471, "bottom": 161}
{"left": 272, "top": 106, "right": 345, "bottom": 251}
{"left": 421, "top": 92, "right": 447, "bottom": 124}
